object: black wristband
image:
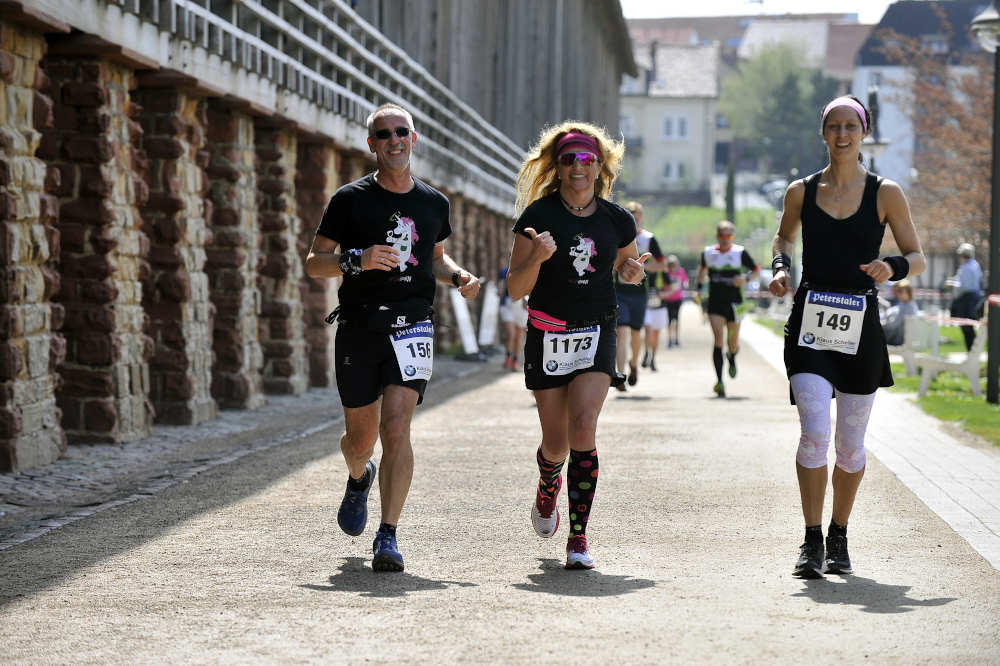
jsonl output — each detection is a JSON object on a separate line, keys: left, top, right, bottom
{"left": 338, "top": 248, "right": 362, "bottom": 276}
{"left": 772, "top": 253, "right": 791, "bottom": 273}
{"left": 883, "top": 255, "right": 909, "bottom": 281}
{"left": 451, "top": 270, "right": 461, "bottom": 287}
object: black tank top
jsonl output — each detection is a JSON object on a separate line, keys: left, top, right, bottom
{"left": 800, "top": 171, "right": 885, "bottom": 291}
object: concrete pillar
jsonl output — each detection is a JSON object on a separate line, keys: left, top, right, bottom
{"left": 0, "top": 21, "right": 66, "bottom": 470}
{"left": 254, "top": 122, "right": 308, "bottom": 396}
{"left": 133, "top": 84, "right": 217, "bottom": 425}
{"left": 204, "top": 101, "right": 265, "bottom": 410}
{"left": 295, "top": 140, "right": 340, "bottom": 388}
{"left": 41, "top": 55, "right": 153, "bottom": 444}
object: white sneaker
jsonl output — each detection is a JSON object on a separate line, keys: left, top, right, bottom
{"left": 565, "top": 535, "right": 595, "bottom": 569}
{"left": 530, "top": 477, "right": 561, "bottom": 538}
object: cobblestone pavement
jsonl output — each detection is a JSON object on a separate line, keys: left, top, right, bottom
{"left": 0, "top": 357, "right": 484, "bottom": 550}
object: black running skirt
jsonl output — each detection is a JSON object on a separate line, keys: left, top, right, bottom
{"left": 783, "top": 287, "right": 892, "bottom": 403}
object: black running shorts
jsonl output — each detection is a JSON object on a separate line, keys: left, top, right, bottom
{"left": 522, "top": 321, "right": 619, "bottom": 391}
{"left": 335, "top": 323, "right": 428, "bottom": 408}
{"left": 707, "top": 298, "right": 738, "bottom": 323}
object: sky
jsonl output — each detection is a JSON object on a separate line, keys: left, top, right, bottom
{"left": 619, "top": 0, "right": 895, "bottom": 25}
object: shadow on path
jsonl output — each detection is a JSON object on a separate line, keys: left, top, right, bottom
{"left": 301, "top": 557, "right": 477, "bottom": 599}
{"left": 511, "top": 558, "right": 656, "bottom": 597}
{"left": 792, "top": 575, "right": 957, "bottom": 614}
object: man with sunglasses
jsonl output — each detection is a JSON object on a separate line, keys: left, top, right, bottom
{"left": 305, "top": 102, "right": 480, "bottom": 572}
{"left": 696, "top": 220, "right": 759, "bottom": 397}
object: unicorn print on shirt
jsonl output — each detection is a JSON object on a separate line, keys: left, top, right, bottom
{"left": 386, "top": 212, "right": 420, "bottom": 271}
{"left": 568, "top": 234, "right": 597, "bottom": 277}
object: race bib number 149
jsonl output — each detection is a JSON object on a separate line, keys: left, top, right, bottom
{"left": 798, "top": 291, "right": 865, "bottom": 355}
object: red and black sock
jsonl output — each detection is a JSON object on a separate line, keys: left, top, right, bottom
{"left": 536, "top": 446, "right": 565, "bottom": 499}
{"left": 567, "top": 449, "right": 599, "bottom": 536}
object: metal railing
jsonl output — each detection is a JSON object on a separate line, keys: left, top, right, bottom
{"left": 109, "top": 0, "right": 523, "bottom": 203}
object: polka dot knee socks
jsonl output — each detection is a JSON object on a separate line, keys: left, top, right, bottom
{"left": 567, "top": 449, "right": 598, "bottom": 536}
{"left": 536, "top": 446, "right": 565, "bottom": 500}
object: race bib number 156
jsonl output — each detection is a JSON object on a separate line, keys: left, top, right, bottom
{"left": 390, "top": 321, "right": 434, "bottom": 381}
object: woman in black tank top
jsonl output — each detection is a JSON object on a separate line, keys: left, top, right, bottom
{"left": 768, "top": 95, "right": 926, "bottom": 579}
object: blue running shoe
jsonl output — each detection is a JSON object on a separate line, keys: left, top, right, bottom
{"left": 372, "top": 530, "right": 404, "bottom": 572}
{"left": 337, "top": 460, "right": 375, "bottom": 536}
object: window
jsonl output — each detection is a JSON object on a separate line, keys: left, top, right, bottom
{"left": 620, "top": 114, "right": 634, "bottom": 137}
{"left": 678, "top": 116, "right": 688, "bottom": 139}
{"left": 869, "top": 71, "right": 882, "bottom": 88}
{"left": 663, "top": 116, "right": 673, "bottom": 138}
{"left": 678, "top": 163, "right": 687, "bottom": 180}
{"left": 663, "top": 162, "right": 673, "bottom": 179}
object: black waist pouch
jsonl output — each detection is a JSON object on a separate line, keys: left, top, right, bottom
{"left": 326, "top": 297, "right": 433, "bottom": 333}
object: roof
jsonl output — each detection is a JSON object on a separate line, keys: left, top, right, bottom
{"left": 627, "top": 13, "right": 857, "bottom": 56}
{"left": 826, "top": 23, "right": 874, "bottom": 80}
{"left": 857, "top": 0, "right": 986, "bottom": 66}
{"left": 737, "top": 20, "right": 830, "bottom": 63}
{"left": 637, "top": 43, "right": 720, "bottom": 98}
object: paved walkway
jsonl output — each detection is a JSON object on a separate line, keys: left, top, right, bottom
{"left": 741, "top": 320, "right": 1000, "bottom": 571}
{"left": 0, "top": 304, "right": 998, "bottom": 663}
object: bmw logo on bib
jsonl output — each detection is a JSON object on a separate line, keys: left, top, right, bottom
{"left": 404, "top": 365, "right": 417, "bottom": 377}
{"left": 546, "top": 360, "right": 559, "bottom": 372}
{"left": 802, "top": 332, "right": 815, "bottom": 344}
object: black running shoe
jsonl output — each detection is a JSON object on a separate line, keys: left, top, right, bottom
{"left": 372, "top": 530, "right": 404, "bottom": 572}
{"left": 824, "top": 534, "right": 853, "bottom": 574}
{"left": 628, "top": 364, "right": 638, "bottom": 386}
{"left": 794, "top": 539, "right": 824, "bottom": 579}
{"left": 641, "top": 351, "right": 650, "bottom": 368}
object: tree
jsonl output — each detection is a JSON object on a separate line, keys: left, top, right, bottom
{"left": 879, "top": 15, "right": 992, "bottom": 256}
{"left": 718, "top": 43, "right": 841, "bottom": 177}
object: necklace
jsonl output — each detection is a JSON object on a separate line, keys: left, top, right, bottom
{"left": 560, "top": 192, "right": 595, "bottom": 212}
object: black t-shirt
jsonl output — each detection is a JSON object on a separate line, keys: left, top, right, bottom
{"left": 512, "top": 193, "right": 636, "bottom": 323}
{"left": 316, "top": 173, "right": 451, "bottom": 307}
{"left": 701, "top": 243, "right": 757, "bottom": 305}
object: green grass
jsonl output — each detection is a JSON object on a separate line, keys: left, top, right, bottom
{"left": 640, "top": 205, "right": 776, "bottom": 265}
{"left": 753, "top": 317, "right": 1000, "bottom": 447}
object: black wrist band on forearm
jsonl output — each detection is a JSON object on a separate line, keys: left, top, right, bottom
{"left": 338, "top": 248, "right": 362, "bottom": 276}
{"left": 883, "top": 255, "right": 909, "bottom": 281}
{"left": 451, "top": 270, "right": 461, "bottom": 287}
{"left": 772, "top": 253, "right": 791, "bottom": 272}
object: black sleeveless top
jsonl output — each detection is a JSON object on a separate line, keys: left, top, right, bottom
{"left": 800, "top": 171, "right": 886, "bottom": 290}
{"left": 783, "top": 170, "right": 893, "bottom": 398}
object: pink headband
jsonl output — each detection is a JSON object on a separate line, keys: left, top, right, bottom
{"left": 556, "top": 131, "right": 600, "bottom": 156}
{"left": 821, "top": 97, "right": 868, "bottom": 132}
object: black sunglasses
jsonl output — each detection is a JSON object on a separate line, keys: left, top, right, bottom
{"left": 373, "top": 126, "right": 412, "bottom": 140}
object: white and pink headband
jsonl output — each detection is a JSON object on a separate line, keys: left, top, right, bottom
{"left": 821, "top": 97, "right": 868, "bottom": 132}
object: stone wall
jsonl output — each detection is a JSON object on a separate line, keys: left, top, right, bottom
{"left": 40, "top": 55, "right": 152, "bottom": 444}
{"left": 255, "top": 123, "right": 307, "bottom": 396}
{"left": 204, "top": 102, "right": 265, "bottom": 410}
{"left": 134, "top": 86, "right": 216, "bottom": 425}
{"left": 0, "top": 22, "right": 64, "bottom": 470}
{"left": 295, "top": 141, "right": 339, "bottom": 388}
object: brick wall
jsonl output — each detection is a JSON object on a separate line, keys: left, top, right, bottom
{"left": 134, "top": 87, "right": 216, "bottom": 425}
{"left": 40, "top": 55, "right": 153, "bottom": 444}
{"left": 0, "top": 22, "right": 65, "bottom": 470}
{"left": 295, "top": 141, "right": 339, "bottom": 388}
{"left": 255, "top": 123, "right": 307, "bottom": 395}
{"left": 204, "top": 102, "right": 265, "bottom": 409}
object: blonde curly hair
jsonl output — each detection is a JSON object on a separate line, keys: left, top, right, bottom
{"left": 514, "top": 120, "right": 625, "bottom": 216}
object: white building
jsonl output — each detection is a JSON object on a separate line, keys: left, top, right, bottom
{"left": 619, "top": 42, "right": 719, "bottom": 202}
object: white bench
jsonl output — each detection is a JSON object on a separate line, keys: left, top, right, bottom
{"left": 887, "top": 315, "right": 938, "bottom": 377}
{"left": 915, "top": 320, "right": 987, "bottom": 397}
